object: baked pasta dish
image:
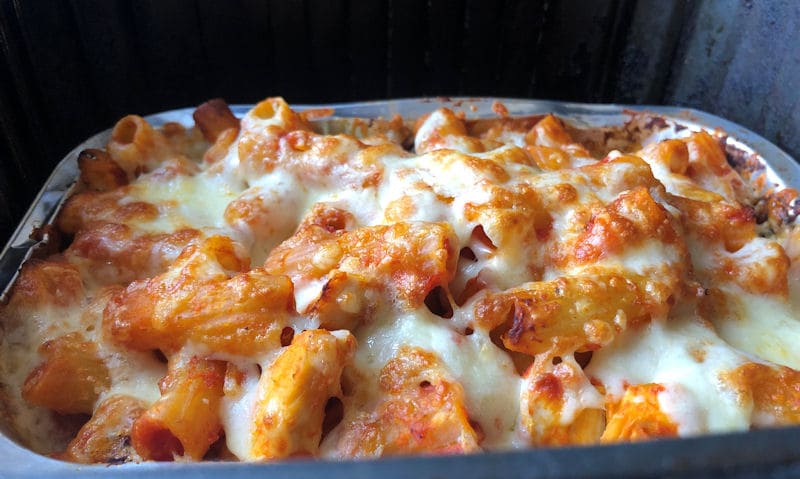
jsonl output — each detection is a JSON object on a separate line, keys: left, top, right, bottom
{"left": 1, "top": 97, "right": 799, "bottom": 463}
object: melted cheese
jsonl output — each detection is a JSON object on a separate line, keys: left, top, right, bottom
{"left": 219, "top": 365, "right": 260, "bottom": 460}
{"left": 710, "top": 288, "right": 800, "bottom": 370}
{"left": 586, "top": 315, "right": 753, "bottom": 435}
{"left": 127, "top": 171, "right": 242, "bottom": 235}
{"left": 0, "top": 305, "right": 78, "bottom": 452}
{"left": 348, "top": 306, "right": 522, "bottom": 449}
{"left": 1, "top": 100, "right": 799, "bottom": 462}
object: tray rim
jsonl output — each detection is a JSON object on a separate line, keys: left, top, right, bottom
{"left": 2, "top": 425, "right": 800, "bottom": 478}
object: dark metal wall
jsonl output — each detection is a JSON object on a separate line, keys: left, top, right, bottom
{"left": 665, "top": 0, "right": 800, "bottom": 161}
{"left": 0, "top": 0, "right": 798, "bottom": 244}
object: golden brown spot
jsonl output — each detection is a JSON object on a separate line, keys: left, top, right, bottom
{"left": 721, "top": 363, "right": 800, "bottom": 424}
{"left": 534, "top": 373, "right": 564, "bottom": 402}
{"left": 602, "top": 384, "right": 678, "bottom": 442}
{"left": 689, "top": 346, "right": 707, "bottom": 363}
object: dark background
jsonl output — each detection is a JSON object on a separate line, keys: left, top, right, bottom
{"left": 0, "top": 0, "right": 798, "bottom": 245}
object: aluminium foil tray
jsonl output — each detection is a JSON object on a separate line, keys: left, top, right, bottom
{"left": 1, "top": 98, "right": 799, "bottom": 479}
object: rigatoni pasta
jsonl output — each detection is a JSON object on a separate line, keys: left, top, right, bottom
{"left": 1, "top": 96, "right": 799, "bottom": 464}
{"left": 131, "top": 356, "right": 226, "bottom": 460}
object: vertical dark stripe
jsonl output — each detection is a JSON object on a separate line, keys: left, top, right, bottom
{"left": 460, "top": 0, "right": 504, "bottom": 95}
{"left": 611, "top": 0, "right": 690, "bottom": 104}
{"left": 427, "top": 0, "right": 466, "bottom": 96}
{"left": 11, "top": 0, "right": 103, "bottom": 160}
{"left": 269, "top": 0, "right": 312, "bottom": 102}
{"left": 127, "top": 0, "right": 210, "bottom": 111}
{"left": 0, "top": 39, "right": 33, "bottom": 231}
{"left": 595, "top": 0, "right": 637, "bottom": 102}
{"left": 308, "top": 0, "right": 349, "bottom": 102}
{"left": 495, "top": 0, "right": 547, "bottom": 97}
{"left": 195, "top": 0, "right": 273, "bottom": 103}
{"left": 68, "top": 0, "right": 148, "bottom": 118}
{"left": 387, "top": 0, "right": 429, "bottom": 97}
{"left": 525, "top": 0, "right": 551, "bottom": 98}
{"left": 0, "top": 0, "right": 47, "bottom": 194}
{"left": 347, "top": 0, "right": 388, "bottom": 100}
{"left": 531, "top": 0, "right": 622, "bottom": 101}
{"left": 657, "top": 0, "right": 698, "bottom": 105}
{"left": 0, "top": 134, "right": 16, "bottom": 239}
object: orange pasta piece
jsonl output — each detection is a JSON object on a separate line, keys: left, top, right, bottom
{"left": 22, "top": 333, "right": 109, "bottom": 415}
{"left": 601, "top": 384, "right": 678, "bottom": 442}
{"left": 638, "top": 138, "right": 689, "bottom": 175}
{"left": 192, "top": 98, "right": 240, "bottom": 143}
{"left": 265, "top": 221, "right": 457, "bottom": 327}
{"left": 578, "top": 155, "right": 662, "bottom": 192}
{"left": 236, "top": 97, "right": 309, "bottom": 176}
{"left": 525, "top": 145, "right": 574, "bottom": 171}
{"left": 77, "top": 148, "right": 129, "bottom": 192}
{"left": 475, "top": 274, "right": 654, "bottom": 356}
{"left": 667, "top": 193, "right": 756, "bottom": 253}
{"left": 203, "top": 127, "right": 238, "bottom": 164}
{"left": 525, "top": 114, "right": 591, "bottom": 161}
{"left": 519, "top": 352, "right": 604, "bottom": 446}
{"left": 64, "top": 223, "right": 200, "bottom": 285}
{"left": 131, "top": 357, "right": 226, "bottom": 461}
{"left": 414, "top": 108, "right": 489, "bottom": 154}
{"left": 6, "top": 259, "right": 84, "bottom": 309}
{"left": 250, "top": 329, "right": 356, "bottom": 459}
{"left": 463, "top": 182, "right": 552, "bottom": 252}
{"left": 330, "top": 346, "right": 480, "bottom": 457}
{"left": 570, "top": 187, "right": 683, "bottom": 265}
{"left": 467, "top": 114, "right": 542, "bottom": 144}
{"left": 57, "top": 189, "right": 159, "bottom": 235}
{"left": 722, "top": 363, "right": 800, "bottom": 426}
{"left": 104, "top": 237, "right": 294, "bottom": 355}
{"left": 60, "top": 395, "right": 147, "bottom": 464}
{"left": 714, "top": 241, "right": 789, "bottom": 296}
{"left": 684, "top": 131, "right": 749, "bottom": 202}
{"left": 337, "top": 114, "right": 411, "bottom": 146}
{"left": 267, "top": 221, "right": 458, "bottom": 304}
{"left": 107, "top": 115, "right": 176, "bottom": 178}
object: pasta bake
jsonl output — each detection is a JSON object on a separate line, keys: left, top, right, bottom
{"left": 1, "top": 97, "right": 799, "bottom": 463}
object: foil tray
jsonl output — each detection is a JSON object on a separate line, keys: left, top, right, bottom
{"left": 1, "top": 98, "right": 799, "bottom": 478}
